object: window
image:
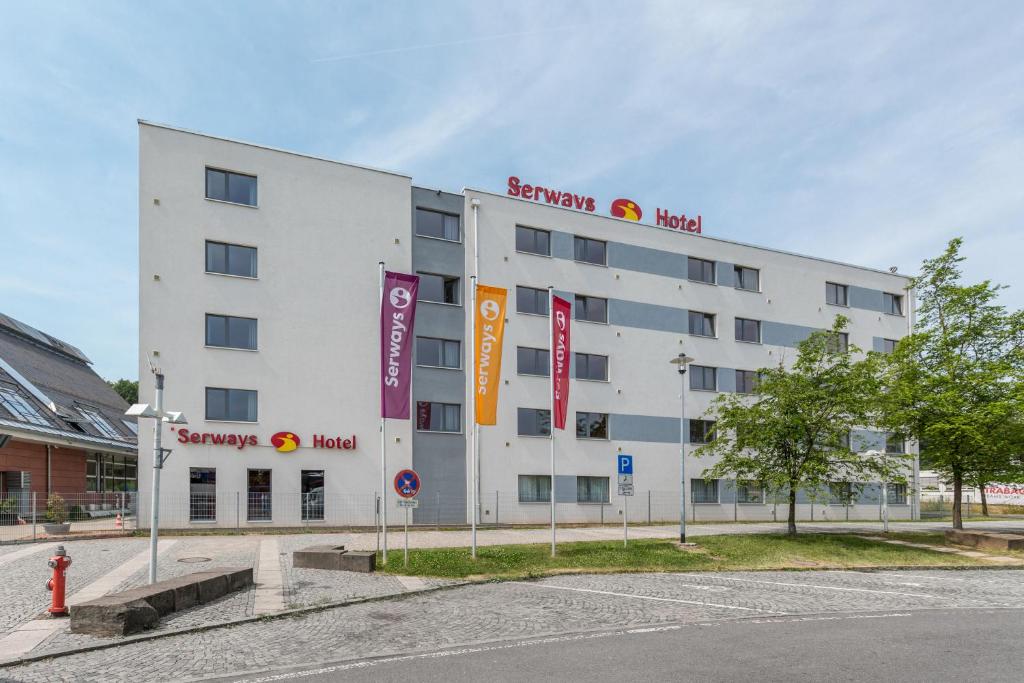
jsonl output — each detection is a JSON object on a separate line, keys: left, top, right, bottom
{"left": 415, "top": 208, "right": 460, "bottom": 241}
{"left": 301, "top": 470, "right": 325, "bottom": 522}
{"left": 575, "top": 353, "right": 608, "bottom": 381}
{"left": 78, "top": 406, "right": 122, "bottom": 439}
{"left": 416, "top": 402, "right": 461, "bottom": 432}
{"left": 121, "top": 419, "right": 138, "bottom": 436}
{"left": 247, "top": 469, "right": 272, "bottom": 522}
{"left": 689, "top": 365, "right": 717, "bottom": 391}
{"left": 190, "top": 468, "right": 216, "bottom": 522}
{"left": 826, "top": 282, "right": 849, "bottom": 306}
{"left": 574, "top": 294, "right": 608, "bottom": 324}
{"left": 838, "top": 431, "right": 851, "bottom": 450}
{"left": 206, "top": 387, "right": 257, "bottom": 422}
{"left": 574, "top": 236, "right": 607, "bottom": 265}
{"left": 517, "top": 286, "right": 549, "bottom": 316}
{"left": 688, "top": 311, "right": 716, "bottom": 337}
{"left": 206, "top": 314, "right": 257, "bottom": 350}
{"left": 517, "top": 347, "right": 549, "bottom": 376}
{"left": 417, "top": 337, "right": 460, "bottom": 369}
{"left": 882, "top": 338, "right": 898, "bottom": 354}
{"left": 829, "top": 482, "right": 853, "bottom": 505}
{"left": 417, "top": 273, "right": 460, "bottom": 305}
{"left": 205, "top": 167, "right": 256, "bottom": 206}
{"left": 86, "top": 454, "right": 99, "bottom": 493}
{"left": 688, "top": 257, "right": 715, "bottom": 284}
{"left": 885, "top": 434, "right": 904, "bottom": 454}
{"left": 827, "top": 331, "right": 849, "bottom": 353}
{"left": 735, "top": 370, "right": 759, "bottom": 394}
{"left": 518, "top": 408, "right": 551, "bottom": 437}
{"left": 734, "top": 265, "right": 759, "bottom": 292}
{"left": 518, "top": 475, "right": 551, "bottom": 503}
{"left": 205, "top": 241, "right": 257, "bottom": 278}
{"left": 575, "top": 411, "right": 609, "bottom": 440}
{"left": 691, "top": 479, "right": 719, "bottom": 503}
{"left": 735, "top": 318, "right": 761, "bottom": 343}
{"left": 516, "top": 226, "right": 551, "bottom": 256}
{"left": 736, "top": 480, "right": 765, "bottom": 504}
{"left": 689, "top": 419, "right": 716, "bottom": 444}
{"left": 0, "top": 387, "right": 49, "bottom": 426}
{"left": 88, "top": 453, "right": 138, "bottom": 492}
{"left": 577, "top": 476, "right": 609, "bottom": 504}
{"left": 883, "top": 293, "right": 903, "bottom": 315}
{"left": 887, "top": 483, "right": 907, "bottom": 505}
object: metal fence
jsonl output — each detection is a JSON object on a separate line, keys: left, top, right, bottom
{"left": 0, "top": 492, "right": 137, "bottom": 544}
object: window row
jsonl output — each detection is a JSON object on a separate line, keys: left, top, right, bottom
{"left": 86, "top": 453, "right": 138, "bottom": 492}
{"left": 188, "top": 467, "right": 325, "bottom": 522}
{"left": 517, "top": 408, "right": 716, "bottom": 443}
{"left": 687, "top": 479, "right": 907, "bottom": 505}
{"left": 518, "top": 475, "right": 610, "bottom": 504}
{"left": 826, "top": 282, "right": 904, "bottom": 315}
{"left": 515, "top": 226, "right": 761, "bottom": 291}
{"left": 516, "top": 347, "right": 608, "bottom": 381}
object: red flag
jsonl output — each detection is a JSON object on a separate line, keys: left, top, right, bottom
{"left": 551, "top": 295, "right": 571, "bottom": 430}
{"left": 380, "top": 271, "right": 419, "bottom": 419}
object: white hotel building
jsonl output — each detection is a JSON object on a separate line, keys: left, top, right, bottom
{"left": 138, "top": 121, "right": 918, "bottom": 529}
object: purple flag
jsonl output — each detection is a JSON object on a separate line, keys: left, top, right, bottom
{"left": 381, "top": 271, "right": 419, "bottom": 419}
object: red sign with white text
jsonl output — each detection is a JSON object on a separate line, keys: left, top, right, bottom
{"left": 551, "top": 296, "right": 572, "bottom": 430}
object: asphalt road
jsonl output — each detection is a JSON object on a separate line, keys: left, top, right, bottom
{"left": 224, "top": 608, "right": 1024, "bottom": 682}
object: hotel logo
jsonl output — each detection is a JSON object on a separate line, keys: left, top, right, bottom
{"left": 271, "top": 431, "right": 300, "bottom": 452}
{"left": 610, "top": 198, "right": 642, "bottom": 221}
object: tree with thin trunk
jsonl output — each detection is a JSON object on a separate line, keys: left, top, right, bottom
{"left": 694, "top": 316, "right": 905, "bottom": 536}
{"left": 878, "top": 239, "right": 1023, "bottom": 529}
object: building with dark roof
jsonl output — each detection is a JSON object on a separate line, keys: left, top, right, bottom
{"left": 0, "top": 312, "right": 137, "bottom": 517}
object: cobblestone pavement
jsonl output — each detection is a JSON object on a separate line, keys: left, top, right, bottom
{"left": 2, "top": 569, "right": 1023, "bottom": 682}
{"left": 0, "top": 534, "right": 448, "bottom": 661}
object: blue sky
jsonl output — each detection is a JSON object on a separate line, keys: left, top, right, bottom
{"left": 1, "top": 1, "right": 1022, "bottom": 381}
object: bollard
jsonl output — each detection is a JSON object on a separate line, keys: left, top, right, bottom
{"left": 46, "top": 545, "right": 72, "bottom": 616}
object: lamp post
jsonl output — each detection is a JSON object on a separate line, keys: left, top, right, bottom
{"left": 125, "top": 372, "right": 187, "bottom": 584}
{"left": 670, "top": 353, "right": 694, "bottom": 543}
{"left": 866, "top": 449, "right": 889, "bottom": 533}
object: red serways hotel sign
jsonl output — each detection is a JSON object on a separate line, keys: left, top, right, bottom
{"left": 507, "top": 175, "right": 702, "bottom": 234}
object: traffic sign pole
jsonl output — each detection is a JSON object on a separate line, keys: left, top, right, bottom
{"left": 623, "top": 494, "right": 628, "bottom": 547}
{"left": 404, "top": 505, "right": 409, "bottom": 567}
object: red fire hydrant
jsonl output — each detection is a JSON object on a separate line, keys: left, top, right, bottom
{"left": 46, "top": 545, "right": 71, "bottom": 616}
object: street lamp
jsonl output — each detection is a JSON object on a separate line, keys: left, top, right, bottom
{"left": 126, "top": 373, "right": 187, "bottom": 584}
{"left": 670, "top": 353, "right": 695, "bottom": 543}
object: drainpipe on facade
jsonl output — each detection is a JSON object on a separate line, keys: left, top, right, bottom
{"left": 46, "top": 444, "right": 52, "bottom": 495}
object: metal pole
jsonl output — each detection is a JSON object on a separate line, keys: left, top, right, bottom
{"left": 623, "top": 495, "right": 628, "bottom": 547}
{"left": 375, "top": 494, "right": 380, "bottom": 555}
{"left": 120, "top": 493, "right": 124, "bottom": 534}
{"left": 470, "top": 274, "right": 478, "bottom": 559}
{"left": 148, "top": 372, "right": 164, "bottom": 584}
{"left": 379, "top": 261, "right": 388, "bottom": 564}
{"left": 404, "top": 505, "right": 409, "bottom": 568}
{"left": 235, "top": 491, "right": 239, "bottom": 531}
{"left": 679, "top": 362, "right": 687, "bottom": 543}
{"left": 31, "top": 491, "right": 36, "bottom": 541}
{"left": 496, "top": 490, "right": 499, "bottom": 526}
{"left": 471, "top": 200, "right": 483, "bottom": 554}
{"left": 548, "top": 286, "right": 556, "bottom": 558}
{"left": 435, "top": 492, "right": 440, "bottom": 530}
{"left": 648, "top": 490, "right": 651, "bottom": 525}
{"left": 734, "top": 481, "right": 738, "bottom": 522}
{"left": 882, "top": 480, "right": 889, "bottom": 533}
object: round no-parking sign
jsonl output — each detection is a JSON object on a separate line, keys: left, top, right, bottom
{"left": 394, "top": 469, "right": 421, "bottom": 498}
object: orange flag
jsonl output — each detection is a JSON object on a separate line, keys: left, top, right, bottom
{"left": 475, "top": 284, "right": 507, "bottom": 425}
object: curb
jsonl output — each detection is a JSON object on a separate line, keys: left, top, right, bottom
{"left": 0, "top": 581, "right": 471, "bottom": 670}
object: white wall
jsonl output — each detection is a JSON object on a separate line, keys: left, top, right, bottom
{"left": 138, "top": 123, "right": 414, "bottom": 527}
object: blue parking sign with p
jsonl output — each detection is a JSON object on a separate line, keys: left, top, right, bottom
{"left": 617, "top": 455, "right": 633, "bottom": 474}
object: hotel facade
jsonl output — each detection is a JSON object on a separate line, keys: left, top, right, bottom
{"left": 138, "top": 121, "right": 918, "bottom": 529}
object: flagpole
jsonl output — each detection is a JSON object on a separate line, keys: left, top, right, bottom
{"left": 378, "top": 261, "right": 388, "bottom": 565}
{"left": 548, "top": 285, "right": 556, "bottom": 558}
{"left": 469, "top": 275, "right": 478, "bottom": 559}
{"left": 471, "top": 199, "right": 481, "bottom": 554}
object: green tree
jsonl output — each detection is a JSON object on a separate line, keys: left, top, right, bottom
{"left": 878, "top": 239, "right": 1023, "bottom": 529}
{"left": 107, "top": 378, "right": 138, "bottom": 405}
{"left": 695, "top": 317, "right": 905, "bottom": 536}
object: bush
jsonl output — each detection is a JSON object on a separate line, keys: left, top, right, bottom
{"left": 46, "top": 494, "right": 68, "bottom": 525}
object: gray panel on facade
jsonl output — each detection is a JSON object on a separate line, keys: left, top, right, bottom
{"left": 555, "top": 474, "right": 576, "bottom": 503}
{"left": 848, "top": 285, "right": 884, "bottom": 312}
{"left": 608, "top": 242, "right": 687, "bottom": 279}
{"left": 761, "top": 321, "right": 817, "bottom": 348}
{"left": 551, "top": 231, "right": 574, "bottom": 260}
{"left": 412, "top": 434, "right": 467, "bottom": 524}
{"left": 413, "top": 236, "right": 466, "bottom": 276}
{"left": 609, "top": 299, "right": 688, "bottom": 333}
{"left": 414, "top": 303, "right": 466, "bottom": 341}
{"left": 412, "top": 367, "right": 465, "bottom": 401}
{"left": 610, "top": 413, "right": 680, "bottom": 443}
{"left": 412, "top": 186, "right": 464, "bottom": 215}
{"left": 716, "top": 367, "right": 737, "bottom": 393}
{"left": 716, "top": 262, "right": 736, "bottom": 288}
